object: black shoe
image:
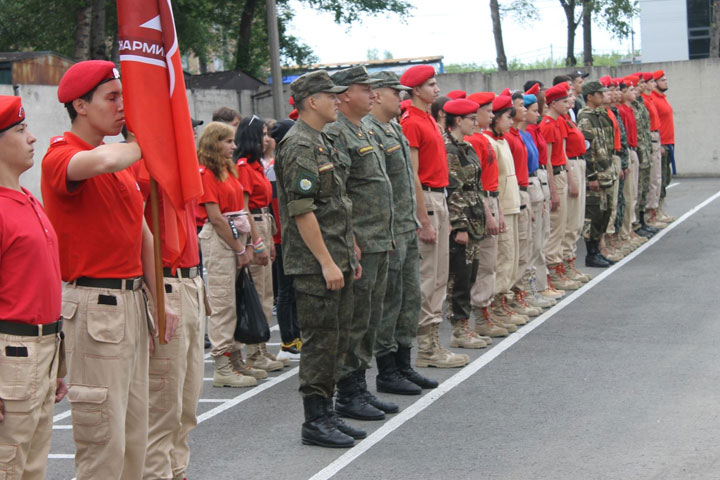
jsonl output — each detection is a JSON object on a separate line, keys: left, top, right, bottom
{"left": 204, "top": 333, "right": 211, "bottom": 349}
{"left": 301, "top": 396, "right": 354, "bottom": 448}
{"left": 585, "top": 254, "right": 610, "bottom": 268}
{"left": 376, "top": 354, "right": 422, "bottom": 396}
{"left": 355, "top": 370, "right": 399, "bottom": 413}
{"left": 394, "top": 346, "right": 438, "bottom": 389}
{"left": 335, "top": 375, "right": 385, "bottom": 421}
{"left": 636, "top": 227, "right": 654, "bottom": 238}
{"left": 324, "top": 398, "right": 366, "bottom": 439}
{"left": 599, "top": 254, "right": 615, "bottom": 265}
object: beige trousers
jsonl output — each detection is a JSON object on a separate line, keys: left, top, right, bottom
{"left": 545, "top": 169, "right": 568, "bottom": 265}
{"left": 515, "top": 190, "right": 531, "bottom": 287}
{"left": 606, "top": 155, "right": 622, "bottom": 234}
{"left": 144, "top": 274, "right": 206, "bottom": 480}
{"left": 62, "top": 283, "right": 150, "bottom": 480}
{"left": 199, "top": 222, "right": 246, "bottom": 357}
{"left": 621, "top": 150, "right": 639, "bottom": 237}
{"left": 418, "top": 191, "right": 449, "bottom": 327}
{"left": 0, "top": 331, "right": 62, "bottom": 480}
{"left": 646, "top": 131, "right": 662, "bottom": 210}
{"left": 562, "top": 159, "right": 586, "bottom": 260}
{"left": 494, "top": 213, "right": 519, "bottom": 295}
{"left": 536, "top": 169, "right": 551, "bottom": 289}
{"left": 248, "top": 213, "right": 274, "bottom": 330}
{"left": 526, "top": 177, "right": 545, "bottom": 285}
{"left": 470, "top": 196, "right": 498, "bottom": 308}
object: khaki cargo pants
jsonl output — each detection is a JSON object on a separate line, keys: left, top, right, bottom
{"left": 248, "top": 212, "right": 274, "bottom": 331}
{"left": 0, "top": 329, "right": 63, "bottom": 480}
{"left": 562, "top": 159, "right": 586, "bottom": 260}
{"left": 418, "top": 190, "right": 449, "bottom": 328}
{"left": 470, "top": 196, "right": 498, "bottom": 308}
{"left": 62, "top": 281, "right": 150, "bottom": 480}
{"left": 545, "top": 169, "right": 568, "bottom": 265}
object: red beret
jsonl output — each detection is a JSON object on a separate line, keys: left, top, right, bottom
{"left": 467, "top": 92, "right": 495, "bottom": 107}
{"left": 58, "top": 60, "right": 120, "bottom": 103}
{"left": 545, "top": 84, "right": 569, "bottom": 104}
{"left": 641, "top": 72, "right": 653, "bottom": 82}
{"left": 599, "top": 76, "right": 612, "bottom": 87}
{"left": 289, "top": 96, "right": 295, "bottom": 106}
{"left": 499, "top": 87, "right": 512, "bottom": 97}
{"left": 624, "top": 75, "right": 639, "bottom": 87}
{"left": 288, "top": 109, "right": 299, "bottom": 120}
{"left": 400, "top": 99, "right": 412, "bottom": 112}
{"left": 400, "top": 65, "right": 435, "bottom": 88}
{"left": 491, "top": 95, "right": 512, "bottom": 112}
{"left": 443, "top": 98, "right": 479, "bottom": 115}
{"left": 653, "top": 70, "right": 665, "bottom": 80}
{"left": 0, "top": 96, "right": 25, "bottom": 133}
{"left": 612, "top": 77, "right": 624, "bottom": 87}
{"left": 525, "top": 83, "right": 540, "bottom": 95}
{"left": 447, "top": 90, "right": 466, "bottom": 100}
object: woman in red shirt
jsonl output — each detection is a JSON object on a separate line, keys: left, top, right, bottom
{"left": 197, "top": 122, "right": 261, "bottom": 388}
{"left": 235, "top": 115, "right": 287, "bottom": 372}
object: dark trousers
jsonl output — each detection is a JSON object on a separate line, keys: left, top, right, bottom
{"left": 274, "top": 243, "right": 300, "bottom": 343}
{"left": 447, "top": 232, "right": 479, "bottom": 323}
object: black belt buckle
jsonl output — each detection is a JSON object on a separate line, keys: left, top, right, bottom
{"left": 75, "top": 277, "right": 142, "bottom": 291}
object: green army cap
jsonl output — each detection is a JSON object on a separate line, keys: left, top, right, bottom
{"left": 369, "top": 71, "right": 412, "bottom": 91}
{"left": 582, "top": 80, "right": 608, "bottom": 97}
{"left": 331, "top": 66, "right": 382, "bottom": 87}
{"left": 290, "top": 70, "right": 348, "bottom": 105}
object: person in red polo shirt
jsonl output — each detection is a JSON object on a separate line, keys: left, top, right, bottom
{"left": 638, "top": 73, "right": 664, "bottom": 227}
{"left": 400, "top": 65, "right": 467, "bottom": 368}
{"left": 0, "top": 96, "right": 67, "bottom": 480}
{"left": 651, "top": 70, "right": 676, "bottom": 223}
{"left": 40, "top": 60, "right": 178, "bottom": 480}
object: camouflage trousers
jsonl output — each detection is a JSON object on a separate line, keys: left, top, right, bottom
{"left": 614, "top": 176, "right": 626, "bottom": 233}
{"left": 295, "top": 270, "right": 354, "bottom": 399}
{"left": 661, "top": 144, "right": 674, "bottom": 199}
{"left": 635, "top": 164, "right": 651, "bottom": 216}
{"left": 583, "top": 187, "right": 613, "bottom": 242}
{"left": 336, "top": 251, "right": 389, "bottom": 381}
{"left": 376, "top": 230, "right": 421, "bottom": 357}
{"left": 447, "top": 230, "right": 483, "bottom": 324}
{"left": 606, "top": 156, "right": 621, "bottom": 234}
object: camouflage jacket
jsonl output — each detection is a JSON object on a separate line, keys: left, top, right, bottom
{"left": 275, "top": 118, "right": 357, "bottom": 275}
{"left": 325, "top": 112, "right": 394, "bottom": 253}
{"left": 632, "top": 97, "right": 652, "bottom": 167}
{"left": 363, "top": 114, "right": 418, "bottom": 235}
{"left": 444, "top": 132, "right": 486, "bottom": 240}
{"left": 610, "top": 105, "right": 629, "bottom": 170}
{"left": 577, "top": 106, "right": 615, "bottom": 187}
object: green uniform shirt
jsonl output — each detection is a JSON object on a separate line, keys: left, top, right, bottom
{"left": 275, "top": 118, "right": 357, "bottom": 275}
{"left": 577, "top": 106, "right": 614, "bottom": 185}
{"left": 443, "top": 132, "right": 486, "bottom": 240}
{"left": 632, "top": 97, "right": 653, "bottom": 167}
{"left": 363, "top": 114, "right": 417, "bottom": 235}
{"left": 324, "top": 112, "right": 394, "bottom": 253}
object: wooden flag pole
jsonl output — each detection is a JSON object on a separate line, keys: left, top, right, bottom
{"left": 150, "top": 178, "right": 167, "bottom": 344}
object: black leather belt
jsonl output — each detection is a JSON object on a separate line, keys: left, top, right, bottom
{"left": 163, "top": 266, "right": 200, "bottom": 279}
{"left": 482, "top": 190, "right": 499, "bottom": 198}
{"left": 552, "top": 165, "right": 566, "bottom": 175}
{"left": 519, "top": 186, "right": 528, "bottom": 192}
{"left": 249, "top": 207, "right": 269, "bottom": 214}
{"left": 0, "top": 319, "right": 62, "bottom": 337}
{"left": 568, "top": 156, "right": 583, "bottom": 161}
{"left": 422, "top": 185, "right": 445, "bottom": 193}
{"left": 539, "top": 165, "right": 547, "bottom": 170}
{"left": 75, "top": 277, "right": 143, "bottom": 291}
{"left": 529, "top": 171, "right": 537, "bottom": 177}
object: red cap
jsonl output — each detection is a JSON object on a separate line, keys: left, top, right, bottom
{"left": 0, "top": 96, "right": 25, "bottom": 133}
{"left": 491, "top": 95, "right": 512, "bottom": 112}
{"left": 545, "top": 84, "right": 569, "bottom": 103}
{"left": 599, "top": 76, "right": 612, "bottom": 87}
{"left": 653, "top": 70, "right": 665, "bottom": 80}
{"left": 623, "top": 75, "right": 639, "bottom": 87}
{"left": 58, "top": 60, "right": 119, "bottom": 103}
{"left": 400, "top": 65, "right": 435, "bottom": 88}
{"left": 525, "top": 83, "right": 540, "bottom": 95}
{"left": 447, "top": 90, "right": 466, "bottom": 100}
{"left": 499, "top": 87, "right": 512, "bottom": 97}
{"left": 640, "top": 72, "right": 653, "bottom": 82}
{"left": 612, "top": 77, "right": 624, "bottom": 87}
{"left": 289, "top": 96, "right": 295, "bottom": 106}
{"left": 289, "top": 109, "right": 299, "bottom": 121}
{"left": 467, "top": 92, "right": 495, "bottom": 107}
{"left": 443, "top": 98, "right": 480, "bottom": 115}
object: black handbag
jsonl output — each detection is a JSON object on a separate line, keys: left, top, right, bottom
{"left": 233, "top": 268, "right": 271, "bottom": 344}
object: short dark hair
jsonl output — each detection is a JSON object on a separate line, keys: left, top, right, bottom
{"left": 431, "top": 96, "right": 449, "bottom": 123}
{"left": 490, "top": 107, "right": 514, "bottom": 136}
{"left": 233, "top": 115, "right": 265, "bottom": 164}
{"left": 553, "top": 75, "right": 572, "bottom": 86}
{"left": 64, "top": 87, "right": 98, "bottom": 122}
{"left": 523, "top": 80, "right": 543, "bottom": 92}
{"left": 212, "top": 106, "right": 241, "bottom": 123}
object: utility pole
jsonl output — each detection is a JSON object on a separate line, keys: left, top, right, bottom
{"left": 266, "top": 0, "right": 284, "bottom": 119}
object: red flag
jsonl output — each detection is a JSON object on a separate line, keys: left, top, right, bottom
{"left": 117, "top": 0, "right": 203, "bottom": 270}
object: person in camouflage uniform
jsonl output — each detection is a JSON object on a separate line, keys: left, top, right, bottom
{"left": 577, "top": 81, "right": 616, "bottom": 268}
{"left": 609, "top": 86, "right": 629, "bottom": 236}
{"left": 274, "top": 70, "right": 363, "bottom": 448}
{"left": 631, "top": 76, "right": 659, "bottom": 238}
{"left": 364, "top": 71, "right": 438, "bottom": 395}
{"left": 324, "top": 66, "right": 399, "bottom": 421}
{"left": 442, "top": 98, "right": 489, "bottom": 351}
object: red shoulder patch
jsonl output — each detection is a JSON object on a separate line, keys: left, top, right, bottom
{"left": 199, "top": 166, "right": 206, "bottom": 173}
{"left": 401, "top": 111, "right": 410, "bottom": 122}
{"left": 50, "top": 135, "right": 67, "bottom": 145}
{"left": 236, "top": 158, "right": 247, "bottom": 166}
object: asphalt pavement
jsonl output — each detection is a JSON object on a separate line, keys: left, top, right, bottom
{"left": 45, "top": 178, "right": 720, "bottom": 480}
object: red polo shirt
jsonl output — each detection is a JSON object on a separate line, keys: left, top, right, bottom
{"left": 41, "top": 132, "right": 144, "bottom": 282}
{"left": 641, "top": 93, "right": 661, "bottom": 132}
{"left": 506, "top": 127, "right": 529, "bottom": 187}
{"left": 465, "top": 132, "right": 499, "bottom": 192}
{"left": 236, "top": 157, "right": 272, "bottom": 210}
{"left": 195, "top": 166, "right": 245, "bottom": 227}
{"left": 400, "top": 105, "right": 448, "bottom": 188}
{"left": 651, "top": 91, "right": 674, "bottom": 144}
{"left": 562, "top": 115, "right": 588, "bottom": 158}
{"left": 526, "top": 124, "right": 548, "bottom": 167}
{"left": 617, "top": 104, "right": 638, "bottom": 148}
{"left": 539, "top": 115, "right": 567, "bottom": 167}
{"left": 0, "top": 187, "right": 61, "bottom": 325}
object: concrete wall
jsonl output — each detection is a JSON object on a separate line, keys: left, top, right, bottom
{"left": 639, "top": 0, "right": 689, "bottom": 63}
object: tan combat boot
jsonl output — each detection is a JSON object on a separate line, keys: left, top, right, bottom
{"left": 629, "top": 231, "right": 648, "bottom": 245}
{"left": 213, "top": 353, "right": 258, "bottom": 388}
{"left": 416, "top": 324, "right": 468, "bottom": 368}
{"left": 657, "top": 200, "right": 676, "bottom": 223}
{"left": 489, "top": 295, "right": 522, "bottom": 329}
{"left": 230, "top": 349, "right": 268, "bottom": 379}
{"left": 473, "top": 307, "right": 509, "bottom": 337}
{"left": 450, "top": 319, "right": 488, "bottom": 349}
{"left": 526, "top": 274, "right": 555, "bottom": 308}
{"left": 260, "top": 342, "right": 290, "bottom": 367}
{"left": 542, "top": 274, "right": 565, "bottom": 300}
{"left": 509, "top": 289, "right": 542, "bottom": 317}
{"left": 565, "top": 257, "right": 591, "bottom": 283}
{"left": 548, "top": 263, "right": 581, "bottom": 291}
{"left": 246, "top": 344, "right": 284, "bottom": 372}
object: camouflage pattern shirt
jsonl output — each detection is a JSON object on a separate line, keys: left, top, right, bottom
{"left": 577, "top": 106, "right": 615, "bottom": 187}
{"left": 324, "top": 112, "right": 394, "bottom": 253}
{"left": 363, "top": 114, "right": 418, "bottom": 235}
{"left": 632, "top": 97, "right": 653, "bottom": 167}
{"left": 610, "top": 105, "right": 630, "bottom": 170}
{"left": 275, "top": 118, "right": 357, "bottom": 275}
{"left": 444, "top": 132, "right": 486, "bottom": 241}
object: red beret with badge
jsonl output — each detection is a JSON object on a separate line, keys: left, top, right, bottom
{"left": 58, "top": 60, "right": 120, "bottom": 103}
{"left": 0, "top": 95, "right": 25, "bottom": 133}
{"left": 443, "top": 98, "right": 480, "bottom": 116}
{"left": 544, "top": 84, "right": 569, "bottom": 104}
{"left": 599, "top": 76, "right": 612, "bottom": 88}
{"left": 447, "top": 90, "right": 466, "bottom": 100}
{"left": 491, "top": 95, "right": 512, "bottom": 112}
{"left": 653, "top": 70, "right": 665, "bottom": 80}
{"left": 499, "top": 87, "right": 512, "bottom": 97}
{"left": 400, "top": 65, "right": 435, "bottom": 88}
{"left": 525, "top": 83, "right": 540, "bottom": 95}
{"left": 467, "top": 92, "right": 495, "bottom": 107}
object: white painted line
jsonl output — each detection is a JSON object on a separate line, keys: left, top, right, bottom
{"left": 52, "top": 425, "right": 72, "bottom": 430}
{"left": 198, "top": 398, "right": 227, "bottom": 403}
{"left": 53, "top": 410, "right": 71, "bottom": 422}
{"left": 48, "top": 454, "right": 74, "bottom": 459}
{"left": 667, "top": 182, "right": 679, "bottom": 189}
{"left": 309, "top": 188, "right": 720, "bottom": 480}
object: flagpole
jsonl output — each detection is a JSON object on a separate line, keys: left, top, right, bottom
{"left": 150, "top": 178, "right": 167, "bottom": 344}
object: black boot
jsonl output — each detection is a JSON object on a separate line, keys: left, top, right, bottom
{"left": 585, "top": 241, "right": 610, "bottom": 268}
{"left": 394, "top": 346, "right": 438, "bottom": 389}
{"left": 301, "top": 395, "right": 354, "bottom": 448}
{"left": 325, "top": 398, "right": 366, "bottom": 439}
{"left": 356, "top": 370, "right": 399, "bottom": 413}
{"left": 335, "top": 374, "right": 385, "bottom": 420}
{"left": 637, "top": 212, "right": 657, "bottom": 237}
{"left": 376, "top": 354, "right": 422, "bottom": 395}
